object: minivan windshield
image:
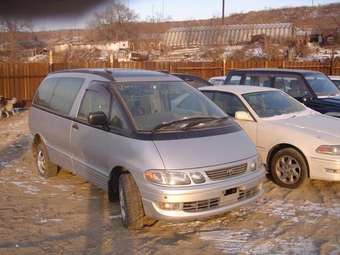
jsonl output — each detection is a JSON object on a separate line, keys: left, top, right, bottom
{"left": 116, "top": 81, "right": 226, "bottom": 132}
{"left": 304, "top": 73, "right": 340, "bottom": 98}
{"left": 243, "top": 91, "right": 306, "bottom": 118}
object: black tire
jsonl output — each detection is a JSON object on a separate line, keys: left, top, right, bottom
{"left": 270, "top": 148, "right": 308, "bottom": 189}
{"left": 118, "top": 173, "right": 145, "bottom": 229}
{"left": 35, "top": 142, "right": 58, "bottom": 178}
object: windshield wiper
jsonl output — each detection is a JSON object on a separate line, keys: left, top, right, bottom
{"left": 152, "top": 117, "right": 227, "bottom": 132}
{"left": 182, "top": 116, "right": 229, "bottom": 130}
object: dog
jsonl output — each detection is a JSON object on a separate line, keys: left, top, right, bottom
{"left": 0, "top": 96, "right": 5, "bottom": 119}
{"left": 0, "top": 97, "right": 17, "bottom": 119}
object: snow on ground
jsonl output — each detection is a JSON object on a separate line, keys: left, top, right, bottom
{"left": 0, "top": 112, "right": 339, "bottom": 255}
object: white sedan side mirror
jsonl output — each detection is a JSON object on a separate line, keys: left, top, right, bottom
{"left": 235, "top": 111, "right": 254, "bottom": 122}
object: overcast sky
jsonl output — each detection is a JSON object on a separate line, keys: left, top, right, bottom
{"left": 31, "top": 0, "right": 340, "bottom": 30}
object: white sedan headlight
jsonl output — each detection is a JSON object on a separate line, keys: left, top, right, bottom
{"left": 316, "top": 145, "right": 340, "bottom": 155}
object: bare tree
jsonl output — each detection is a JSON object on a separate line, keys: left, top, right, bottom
{"left": 88, "top": 2, "right": 138, "bottom": 42}
{"left": 0, "top": 18, "right": 33, "bottom": 62}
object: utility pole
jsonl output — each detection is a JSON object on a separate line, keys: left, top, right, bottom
{"left": 222, "top": 0, "right": 225, "bottom": 24}
{"left": 162, "top": 0, "right": 165, "bottom": 20}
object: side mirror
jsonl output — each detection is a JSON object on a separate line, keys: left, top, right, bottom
{"left": 88, "top": 111, "right": 108, "bottom": 126}
{"left": 235, "top": 111, "right": 254, "bottom": 122}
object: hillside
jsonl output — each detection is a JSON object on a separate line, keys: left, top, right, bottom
{"left": 115, "top": 3, "right": 340, "bottom": 34}
{"left": 8, "top": 3, "right": 340, "bottom": 43}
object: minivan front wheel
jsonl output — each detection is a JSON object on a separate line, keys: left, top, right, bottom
{"left": 271, "top": 148, "right": 308, "bottom": 189}
{"left": 118, "top": 173, "right": 145, "bottom": 229}
{"left": 35, "top": 142, "right": 58, "bottom": 178}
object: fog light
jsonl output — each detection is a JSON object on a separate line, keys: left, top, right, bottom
{"left": 158, "top": 202, "right": 181, "bottom": 211}
{"left": 189, "top": 172, "right": 206, "bottom": 184}
{"left": 326, "top": 168, "right": 340, "bottom": 174}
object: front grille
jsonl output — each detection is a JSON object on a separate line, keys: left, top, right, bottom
{"left": 238, "top": 186, "right": 259, "bottom": 201}
{"left": 183, "top": 198, "right": 220, "bottom": 213}
{"left": 205, "top": 163, "right": 248, "bottom": 181}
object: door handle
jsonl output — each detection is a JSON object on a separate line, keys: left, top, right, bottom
{"left": 72, "top": 123, "right": 79, "bottom": 130}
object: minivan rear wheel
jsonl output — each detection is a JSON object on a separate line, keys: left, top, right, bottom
{"left": 118, "top": 173, "right": 145, "bottom": 229}
{"left": 270, "top": 148, "right": 308, "bottom": 189}
{"left": 35, "top": 142, "right": 58, "bottom": 178}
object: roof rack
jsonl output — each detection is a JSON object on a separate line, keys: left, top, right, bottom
{"left": 51, "top": 69, "right": 114, "bottom": 81}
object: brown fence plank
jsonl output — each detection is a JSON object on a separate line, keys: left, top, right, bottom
{"left": 0, "top": 60, "right": 336, "bottom": 101}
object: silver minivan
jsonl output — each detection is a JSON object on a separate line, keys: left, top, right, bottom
{"left": 29, "top": 68, "right": 265, "bottom": 229}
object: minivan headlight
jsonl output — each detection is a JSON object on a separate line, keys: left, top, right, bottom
{"left": 248, "top": 159, "right": 257, "bottom": 171}
{"left": 248, "top": 155, "right": 262, "bottom": 171}
{"left": 316, "top": 145, "right": 340, "bottom": 155}
{"left": 145, "top": 170, "right": 206, "bottom": 186}
{"left": 145, "top": 170, "right": 191, "bottom": 186}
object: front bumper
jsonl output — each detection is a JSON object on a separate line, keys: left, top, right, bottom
{"left": 140, "top": 168, "right": 265, "bottom": 221}
{"left": 310, "top": 157, "right": 340, "bottom": 181}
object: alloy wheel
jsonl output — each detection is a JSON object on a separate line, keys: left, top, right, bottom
{"left": 275, "top": 155, "right": 302, "bottom": 185}
{"left": 119, "top": 183, "right": 127, "bottom": 223}
{"left": 37, "top": 150, "right": 47, "bottom": 175}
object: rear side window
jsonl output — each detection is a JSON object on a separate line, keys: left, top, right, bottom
{"left": 33, "top": 78, "right": 58, "bottom": 108}
{"left": 227, "top": 75, "right": 242, "bottom": 85}
{"left": 244, "top": 74, "right": 272, "bottom": 87}
{"left": 273, "top": 76, "right": 309, "bottom": 98}
{"left": 333, "top": 80, "right": 340, "bottom": 88}
{"left": 49, "top": 78, "right": 84, "bottom": 115}
{"left": 34, "top": 77, "right": 84, "bottom": 115}
{"left": 202, "top": 91, "right": 214, "bottom": 100}
{"left": 213, "top": 92, "right": 248, "bottom": 117}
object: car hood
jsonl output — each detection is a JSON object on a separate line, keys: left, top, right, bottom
{"left": 153, "top": 130, "right": 256, "bottom": 170}
{"left": 271, "top": 113, "right": 340, "bottom": 142}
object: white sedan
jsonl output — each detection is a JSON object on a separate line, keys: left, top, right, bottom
{"left": 208, "top": 76, "right": 226, "bottom": 86}
{"left": 200, "top": 85, "right": 340, "bottom": 188}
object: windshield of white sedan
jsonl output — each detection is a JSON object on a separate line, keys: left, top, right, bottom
{"left": 243, "top": 91, "right": 305, "bottom": 118}
{"left": 304, "top": 73, "right": 340, "bottom": 97}
{"left": 116, "top": 82, "right": 226, "bottom": 131}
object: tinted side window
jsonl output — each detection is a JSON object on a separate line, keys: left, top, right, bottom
{"left": 33, "top": 78, "right": 58, "bottom": 108}
{"left": 78, "top": 83, "right": 111, "bottom": 121}
{"left": 227, "top": 75, "right": 242, "bottom": 85}
{"left": 34, "top": 77, "right": 83, "bottom": 115}
{"left": 78, "top": 82, "right": 126, "bottom": 129}
{"left": 244, "top": 74, "right": 272, "bottom": 87}
{"left": 49, "top": 78, "right": 84, "bottom": 115}
{"left": 333, "top": 80, "right": 340, "bottom": 88}
{"left": 202, "top": 91, "right": 214, "bottom": 100}
{"left": 212, "top": 92, "right": 248, "bottom": 117}
{"left": 273, "top": 76, "right": 309, "bottom": 98}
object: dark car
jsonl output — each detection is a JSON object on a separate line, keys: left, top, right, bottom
{"left": 225, "top": 68, "right": 340, "bottom": 118}
{"left": 171, "top": 73, "right": 212, "bottom": 88}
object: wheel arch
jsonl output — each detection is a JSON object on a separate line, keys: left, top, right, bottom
{"left": 108, "top": 166, "right": 130, "bottom": 202}
{"left": 32, "top": 133, "right": 44, "bottom": 158}
{"left": 267, "top": 143, "right": 310, "bottom": 177}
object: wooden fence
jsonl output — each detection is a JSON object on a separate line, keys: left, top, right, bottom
{"left": 1, "top": 60, "right": 340, "bottom": 101}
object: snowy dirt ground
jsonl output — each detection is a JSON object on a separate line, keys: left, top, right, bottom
{"left": 0, "top": 112, "right": 339, "bottom": 255}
